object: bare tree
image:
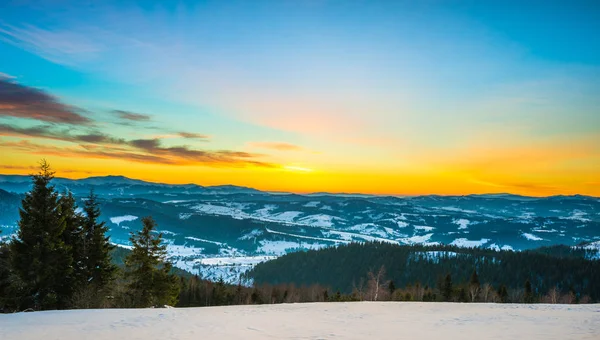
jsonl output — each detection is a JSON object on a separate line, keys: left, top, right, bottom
{"left": 352, "top": 278, "right": 366, "bottom": 301}
{"left": 546, "top": 286, "right": 560, "bottom": 304}
{"left": 367, "top": 265, "right": 387, "bottom": 301}
{"left": 480, "top": 283, "right": 493, "bottom": 303}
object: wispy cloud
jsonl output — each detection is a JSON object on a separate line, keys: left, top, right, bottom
{"left": 0, "top": 23, "right": 105, "bottom": 66}
{"left": 248, "top": 141, "right": 304, "bottom": 151}
{"left": 0, "top": 79, "right": 92, "bottom": 125}
{"left": 0, "top": 122, "right": 274, "bottom": 168}
{"left": 0, "top": 72, "right": 15, "bottom": 80}
{"left": 0, "top": 123, "right": 124, "bottom": 144}
{"left": 113, "top": 109, "right": 152, "bottom": 122}
{"left": 178, "top": 132, "right": 210, "bottom": 140}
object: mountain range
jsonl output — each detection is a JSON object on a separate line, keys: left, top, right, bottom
{"left": 0, "top": 174, "right": 598, "bottom": 283}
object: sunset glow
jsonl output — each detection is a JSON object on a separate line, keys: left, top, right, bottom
{"left": 0, "top": 1, "right": 598, "bottom": 196}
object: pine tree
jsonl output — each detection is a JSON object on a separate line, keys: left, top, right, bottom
{"left": 59, "top": 191, "right": 85, "bottom": 290}
{"left": 124, "top": 216, "right": 179, "bottom": 307}
{"left": 498, "top": 284, "right": 509, "bottom": 303}
{"left": 442, "top": 273, "right": 453, "bottom": 301}
{"left": 10, "top": 160, "right": 74, "bottom": 310}
{"left": 388, "top": 280, "right": 396, "bottom": 295}
{"left": 82, "top": 190, "right": 116, "bottom": 289}
{"left": 524, "top": 279, "right": 534, "bottom": 303}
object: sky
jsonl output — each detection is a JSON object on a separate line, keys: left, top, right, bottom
{"left": 0, "top": 0, "right": 599, "bottom": 196}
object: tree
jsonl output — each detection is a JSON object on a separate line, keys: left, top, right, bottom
{"left": 524, "top": 279, "right": 534, "bottom": 303}
{"left": 481, "top": 283, "right": 494, "bottom": 303}
{"left": 124, "top": 216, "right": 179, "bottom": 307}
{"left": 82, "top": 190, "right": 117, "bottom": 289}
{"left": 71, "top": 190, "right": 117, "bottom": 308}
{"left": 388, "top": 280, "right": 396, "bottom": 295}
{"left": 59, "top": 191, "right": 85, "bottom": 289}
{"left": 469, "top": 270, "right": 480, "bottom": 302}
{"left": 546, "top": 286, "right": 560, "bottom": 304}
{"left": 10, "top": 161, "right": 74, "bottom": 310}
{"left": 0, "top": 232, "right": 15, "bottom": 311}
{"left": 442, "top": 274, "right": 453, "bottom": 301}
{"left": 498, "top": 284, "right": 509, "bottom": 303}
{"left": 366, "top": 265, "right": 387, "bottom": 301}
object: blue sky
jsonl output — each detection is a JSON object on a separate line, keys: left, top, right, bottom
{"left": 0, "top": 0, "right": 599, "bottom": 195}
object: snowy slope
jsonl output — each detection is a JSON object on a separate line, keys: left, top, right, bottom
{"left": 1, "top": 303, "right": 599, "bottom": 340}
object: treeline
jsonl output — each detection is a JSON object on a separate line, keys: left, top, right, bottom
{"left": 0, "top": 161, "right": 179, "bottom": 312}
{"left": 247, "top": 242, "right": 600, "bottom": 303}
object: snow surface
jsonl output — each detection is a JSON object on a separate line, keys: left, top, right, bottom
{"left": 453, "top": 218, "right": 470, "bottom": 230}
{"left": 1, "top": 302, "right": 598, "bottom": 340}
{"left": 450, "top": 238, "right": 490, "bottom": 248}
{"left": 109, "top": 215, "right": 138, "bottom": 226}
{"left": 522, "top": 233, "right": 544, "bottom": 241}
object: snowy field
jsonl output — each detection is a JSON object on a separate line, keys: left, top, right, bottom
{"left": 1, "top": 302, "right": 599, "bottom": 340}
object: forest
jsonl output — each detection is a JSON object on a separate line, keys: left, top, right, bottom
{"left": 247, "top": 241, "right": 600, "bottom": 303}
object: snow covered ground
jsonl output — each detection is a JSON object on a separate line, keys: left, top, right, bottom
{"left": 1, "top": 302, "right": 598, "bottom": 340}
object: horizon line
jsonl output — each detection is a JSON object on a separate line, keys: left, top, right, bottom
{"left": 0, "top": 172, "right": 598, "bottom": 199}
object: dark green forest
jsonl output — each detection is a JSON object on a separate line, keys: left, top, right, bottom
{"left": 248, "top": 242, "right": 600, "bottom": 302}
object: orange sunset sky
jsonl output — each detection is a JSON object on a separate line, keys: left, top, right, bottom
{"left": 1, "top": 1, "right": 599, "bottom": 196}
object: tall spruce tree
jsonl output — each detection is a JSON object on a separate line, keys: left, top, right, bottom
{"left": 82, "top": 190, "right": 116, "bottom": 289}
{"left": 524, "top": 279, "right": 534, "bottom": 303}
{"left": 10, "top": 160, "right": 74, "bottom": 310}
{"left": 442, "top": 273, "right": 453, "bottom": 301}
{"left": 59, "top": 191, "right": 85, "bottom": 290}
{"left": 125, "top": 216, "right": 179, "bottom": 307}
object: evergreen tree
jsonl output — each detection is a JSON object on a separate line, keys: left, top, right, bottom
{"left": 124, "top": 216, "right": 179, "bottom": 307}
{"left": 82, "top": 190, "right": 117, "bottom": 289}
{"left": 388, "top": 280, "right": 396, "bottom": 295}
{"left": 442, "top": 273, "right": 453, "bottom": 301}
{"left": 0, "top": 232, "right": 11, "bottom": 311}
{"left": 59, "top": 191, "right": 85, "bottom": 290}
{"left": 10, "top": 161, "right": 74, "bottom": 310}
{"left": 497, "top": 284, "right": 508, "bottom": 303}
{"left": 524, "top": 279, "right": 534, "bottom": 303}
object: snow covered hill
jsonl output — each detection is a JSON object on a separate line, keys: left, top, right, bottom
{"left": 1, "top": 302, "right": 598, "bottom": 340}
{"left": 1, "top": 175, "right": 599, "bottom": 283}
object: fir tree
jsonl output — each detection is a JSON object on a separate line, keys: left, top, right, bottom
{"left": 82, "top": 190, "right": 117, "bottom": 289}
{"left": 124, "top": 216, "right": 179, "bottom": 307}
{"left": 524, "top": 279, "right": 534, "bottom": 303}
{"left": 10, "top": 160, "right": 74, "bottom": 310}
{"left": 59, "top": 191, "right": 85, "bottom": 290}
{"left": 498, "top": 284, "right": 509, "bottom": 303}
{"left": 388, "top": 280, "right": 396, "bottom": 295}
{"left": 442, "top": 273, "right": 453, "bottom": 301}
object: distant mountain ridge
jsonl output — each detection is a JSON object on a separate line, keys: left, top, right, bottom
{"left": 0, "top": 174, "right": 598, "bottom": 199}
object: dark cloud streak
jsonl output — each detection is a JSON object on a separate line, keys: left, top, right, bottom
{"left": 113, "top": 110, "right": 152, "bottom": 122}
{"left": 0, "top": 78, "right": 92, "bottom": 125}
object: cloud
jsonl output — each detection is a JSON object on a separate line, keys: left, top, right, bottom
{"left": 0, "top": 79, "right": 92, "bottom": 125}
{"left": 0, "top": 124, "right": 275, "bottom": 168}
{"left": 129, "top": 138, "right": 271, "bottom": 167}
{"left": 178, "top": 132, "right": 209, "bottom": 140}
{"left": 113, "top": 109, "right": 152, "bottom": 122}
{"left": 0, "top": 23, "right": 105, "bottom": 66}
{"left": 0, "top": 72, "right": 15, "bottom": 80}
{"left": 248, "top": 141, "right": 304, "bottom": 151}
{"left": 0, "top": 123, "right": 124, "bottom": 145}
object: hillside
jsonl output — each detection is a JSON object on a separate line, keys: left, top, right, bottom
{"left": 248, "top": 242, "right": 600, "bottom": 300}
